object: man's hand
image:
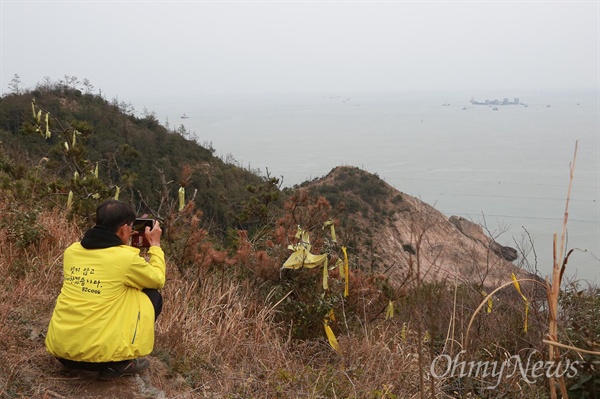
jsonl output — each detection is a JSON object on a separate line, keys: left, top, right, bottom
{"left": 145, "top": 221, "right": 162, "bottom": 247}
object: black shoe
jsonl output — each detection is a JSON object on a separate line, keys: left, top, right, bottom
{"left": 98, "top": 358, "right": 150, "bottom": 380}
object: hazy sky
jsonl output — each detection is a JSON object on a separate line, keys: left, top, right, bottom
{"left": 1, "top": 1, "right": 598, "bottom": 99}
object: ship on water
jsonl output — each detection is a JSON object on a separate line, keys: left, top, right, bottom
{"left": 470, "top": 97, "right": 522, "bottom": 106}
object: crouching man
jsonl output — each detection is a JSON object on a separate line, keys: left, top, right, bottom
{"left": 45, "top": 200, "right": 165, "bottom": 380}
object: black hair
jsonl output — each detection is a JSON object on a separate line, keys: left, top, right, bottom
{"left": 95, "top": 200, "right": 136, "bottom": 233}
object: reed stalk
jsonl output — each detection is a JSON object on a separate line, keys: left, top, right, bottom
{"left": 546, "top": 140, "right": 578, "bottom": 399}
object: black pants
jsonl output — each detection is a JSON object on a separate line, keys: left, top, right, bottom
{"left": 57, "top": 289, "right": 163, "bottom": 371}
{"left": 143, "top": 288, "right": 163, "bottom": 320}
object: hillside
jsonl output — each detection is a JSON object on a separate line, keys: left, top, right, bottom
{"left": 0, "top": 85, "right": 265, "bottom": 229}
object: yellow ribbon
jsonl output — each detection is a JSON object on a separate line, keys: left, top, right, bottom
{"left": 323, "top": 220, "right": 336, "bottom": 242}
{"left": 45, "top": 112, "right": 51, "bottom": 138}
{"left": 294, "top": 226, "right": 312, "bottom": 251}
{"left": 385, "top": 300, "right": 394, "bottom": 320}
{"left": 336, "top": 258, "right": 344, "bottom": 278}
{"left": 178, "top": 186, "right": 185, "bottom": 211}
{"left": 342, "top": 246, "right": 349, "bottom": 297}
{"left": 324, "top": 320, "right": 340, "bottom": 353}
{"left": 423, "top": 331, "right": 431, "bottom": 343}
{"left": 283, "top": 246, "right": 327, "bottom": 269}
{"left": 326, "top": 308, "right": 335, "bottom": 322}
{"left": 511, "top": 273, "right": 529, "bottom": 332}
{"left": 481, "top": 290, "right": 493, "bottom": 313}
{"left": 322, "top": 258, "right": 329, "bottom": 290}
{"left": 66, "top": 190, "right": 73, "bottom": 211}
{"left": 401, "top": 323, "right": 407, "bottom": 343}
{"left": 301, "top": 230, "right": 311, "bottom": 251}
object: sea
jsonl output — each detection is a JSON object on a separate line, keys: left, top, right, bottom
{"left": 132, "top": 89, "right": 599, "bottom": 285}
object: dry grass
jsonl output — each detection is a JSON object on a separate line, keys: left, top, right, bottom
{"left": 0, "top": 206, "right": 81, "bottom": 397}
{"left": 154, "top": 266, "right": 427, "bottom": 398}
{"left": 0, "top": 200, "right": 594, "bottom": 398}
{"left": 0, "top": 205, "right": 427, "bottom": 397}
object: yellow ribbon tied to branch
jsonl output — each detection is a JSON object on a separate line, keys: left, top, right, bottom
{"left": 323, "top": 220, "right": 336, "bottom": 243}
{"left": 178, "top": 186, "right": 185, "bottom": 211}
{"left": 511, "top": 273, "right": 529, "bottom": 332}
{"left": 66, "top": 191, "right": 73, "bottom": 211}
{"left": 401, "top": 323, "right": 407, "bottom": 343}
{"left": 295, "top": 226, "right": 311, "bottom": 251}
{"left": 423, "top": 331, "right": 431, "bottom": 343}
{"left": 324, "top": 309, "right": 340, "bottom": 353}
{"left": 385, "top": 300, "right": 394, "bottom": 320}
{"left": 336, "top": 258, "right": 344, "bottom": 278}
{"left": 45, "top": 112, "right": 51, "bottom": 138}
{"left": 283, "top": 227, "right": 327, "bottom": 269}
{"left": 481, "top": 290, "right": 493, "bottom": 314}
{"left": 342, "top": 246, "right": 349, "bottom": 297}
{"left": 322, "top": 258, "right": 329, "bottom": 290}
{"left": 282, "top": 246, "right": 327, "bottom": 270}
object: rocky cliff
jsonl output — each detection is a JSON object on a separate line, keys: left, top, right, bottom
{"left": 303, "top": 166, "right": 527, "bottom": 288}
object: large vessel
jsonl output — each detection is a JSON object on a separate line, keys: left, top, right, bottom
{"left": 470, "top": 97, "right": 521, "bottom": 106}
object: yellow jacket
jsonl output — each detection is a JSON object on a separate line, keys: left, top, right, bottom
{"left": 45, "top": 241, "right": 165, "bottom": 362}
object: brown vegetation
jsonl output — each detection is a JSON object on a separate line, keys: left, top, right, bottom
{"left": 0, "top": 86, "right": 597, "bottom": 398}
{"left": 1, "top": 190, "right": 596, "bottom": 398}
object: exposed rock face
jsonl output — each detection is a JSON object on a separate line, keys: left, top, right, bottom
{"left": 449, "top": 215, "right": 486, "bottom": 242}
{"left": 305, "top": 166, "right": 526, "bottom": 288}
{"left": 379, "top": 194, "right": 523, "bottom": 288}
{"left": 449, "top": 216, "right": 518, "bottom": 262}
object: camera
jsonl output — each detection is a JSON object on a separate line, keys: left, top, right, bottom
{"left": 132, "top": 218, "right": 154, "bottom": 233}
{"left": 130, "top": 218, "right": 155, "bottom": 248}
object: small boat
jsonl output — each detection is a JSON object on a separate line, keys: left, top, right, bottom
{"left": 492, "top": 107, "right": 498, "bottom": 111}
{"left": 181, "top": 113, "right": 189, "bottom": 119}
